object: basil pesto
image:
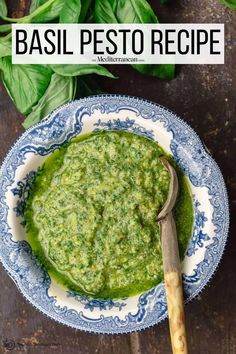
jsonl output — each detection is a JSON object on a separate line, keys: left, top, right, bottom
{"left": 25, "top": 131, "right": 193, "bottom": 298}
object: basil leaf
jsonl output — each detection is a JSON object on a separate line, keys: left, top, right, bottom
{"left": 132, "top": 63, "right": 175, "bottom": 80}
{"left": 221, "top": 0, "right": 236, "bottom": 9}
{"left": 115, "top": 0, "right": 170, "bottom": 78}
{"left": 0, "top": 57, "right": 53, "bottom": 114}
{"left": 60, "top": 0, "right": 81, "bottom": 23}
{"left": 79, "top": 0, "right": 93, "bottom": 22}
{"left": 29, "top": 0, "right": 48, "bottom": 13}
{"left": 29, "top": 0, "right": 64, "bottom": 23}
{"left": 95, "top": 0, "right": 118, "bottom": 23}
{"left": 95, "top": 0, "right": 157, "bottom": 23}
{"left": 2, "top": 0, "right": 64, "bottom": 23}
{"left": 0, "top": 0, "right": 7, "bottom": 17}
{"left": 23, "top": 73, "right": 76, "bottom": 128}
{"left": 115, "top": 0, "right": 157, "bottom": 23}
{"left": 95, "top": 0, "right": 173, "bottom": 80}
{"left": 0, "top": 37, "right": 11, "bottom": 58}
{"left": 50, "top": 64, "right": 116, "bottom": 78}
{"left": 0, "top": 24, "right": 11, "bottom": 33}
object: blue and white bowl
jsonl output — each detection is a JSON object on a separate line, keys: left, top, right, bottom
{"left": 0, "top": 95, "right": 229, "bottom": 333}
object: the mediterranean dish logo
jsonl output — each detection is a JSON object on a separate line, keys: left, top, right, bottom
{"left": 12, "top": 23, "right": 225, "bottom": 64}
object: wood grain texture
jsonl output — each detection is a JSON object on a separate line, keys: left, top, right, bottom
{"left": 165, "top": 272, "right": 188, "bottom": 354}
{"left": 0, "top": 1, "right": 236, "bottom": 353}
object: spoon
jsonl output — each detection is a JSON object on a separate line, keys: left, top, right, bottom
{"left": 157, "top": 158, "right": 188, "bottom": 354}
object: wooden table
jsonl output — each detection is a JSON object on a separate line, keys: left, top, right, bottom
{"left": 0, "top": 1, "right": 236, "bottom": 353}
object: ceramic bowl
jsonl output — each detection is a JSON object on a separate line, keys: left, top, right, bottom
{"left": 0, "top": 95, "right": 229, "bottom": 333}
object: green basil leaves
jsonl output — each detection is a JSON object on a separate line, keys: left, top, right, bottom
{"left": 221, "top": 0, "right": 236, "bottom": 9}
{"left": 23, "top": 73, "right": 76, "bottom": 128}
{"left": 0, "top": 0, "right": 7, "bottom": 17}
{"left": 60, "top": 0, "right": 81, "bottom": 23}
{"left": 50, "top": 64, "right": 116, "bottom": 78}
{"left": 0, "top": 0, "right": 176, "bottom": 128}
{"left": 0, "top": 57, "right": 53, "bottom": 114}
{"left": 94, "top": 0, "right": 174, "bottom": 79}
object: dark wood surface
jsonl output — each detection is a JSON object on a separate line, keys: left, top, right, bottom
{"left": 0, "top": 1, "right": 236, "bottom": 353}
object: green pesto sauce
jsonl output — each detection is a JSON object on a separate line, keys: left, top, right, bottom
{"left": 25, "top": 130, "right": 193, "bottom": 299}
